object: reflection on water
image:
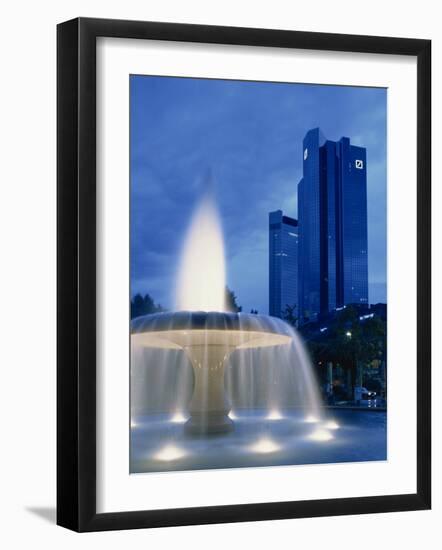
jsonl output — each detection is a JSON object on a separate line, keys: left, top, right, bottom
{"left": 249, "top": 437, "right": 281, "bottom": 454}
{"left": 308, "top": 428, "right": 333, "bottom": 442}
{"left": 153, "top": 443, "right": 187, "bottom": 462}
{"left": 130, "top": 409, "right": 386, "bottom": 473}
{"left": 324, "top": 420, "right": 340, "bottom": 430}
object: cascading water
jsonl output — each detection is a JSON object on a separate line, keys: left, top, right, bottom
{"left": 130, "top": 190, "right": 339, "bottom": 472}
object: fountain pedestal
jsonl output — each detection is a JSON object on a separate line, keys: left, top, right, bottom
{"left": 184, "top": 344, "right": 235, "bottom": 434}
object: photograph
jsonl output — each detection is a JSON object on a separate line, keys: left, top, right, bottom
{"left": 0, "top": 1, "right": 434, "bottom": 543}
{"left": 129, "top": 75, "right": 387, "bottom": 474}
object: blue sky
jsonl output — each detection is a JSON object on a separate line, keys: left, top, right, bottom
{"left": 130, "top": 75, "right": 387, "bottom": 314}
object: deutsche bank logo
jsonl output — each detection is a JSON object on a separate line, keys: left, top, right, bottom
{"left": 355, "top": 159, "right": 364, "bottom": 169}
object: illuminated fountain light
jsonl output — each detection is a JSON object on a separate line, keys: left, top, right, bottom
{"left": 266, "top": 409, "right": 284, "bottom": 420}
{"left": 228, "top": 411, "right": 238, "bottom": 420}
{"left": 249, "top": 437, "right": 281, "bottom": 454}
{"left": 324, "top": 420, "right": 339, "bottom": 430}
{"left": 305, "top": 414, "right": 320, "bottom": 423}
{"left": 131, "top": 419, "right": 138, "bottom": 428}
{"left": 153, "top": 444, "right": 186, "bottom": 462}
{"left": 171, "top": 411, "right": 188, "bottom": 423}
{"left": 309, "top": 429, "right": 333, "bottom": 442}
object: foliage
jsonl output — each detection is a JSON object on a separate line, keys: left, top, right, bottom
{"left": 303, "top": 305, "right": 386, "bottom": 398}
{"left": 130, "top": 293, "right": 166, "bottom": 319}
{"left": 225, "top": 286, "right": 242, "bottom": 312}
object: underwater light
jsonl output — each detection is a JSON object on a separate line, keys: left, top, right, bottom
{"left": 153, "top": 444, "right": 186, "bottom": 462}
{"left": 171, "top": 411, "right": 187, "bottom": 423}
{"left": 250, "top": 438, "right": 281, "bottom": 454}
{"left": 267, "top": 409, "right": 284, "bottom": 420}
{"left": 305, "top": 414, "right": 320, "bottom": 423}
{"left": 309, "top": 429, "right": 333, "bottom": 442}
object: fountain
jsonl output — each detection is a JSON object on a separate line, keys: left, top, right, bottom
{"left": 131, "top": 192, "right": 323, "bottom": 437}
{"left": 132, "top": 311, "right": 292, "bottom": 433}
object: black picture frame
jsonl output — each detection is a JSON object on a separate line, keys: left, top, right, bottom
{"left": 57, "top": 17, "right": 431, "bottom": 532}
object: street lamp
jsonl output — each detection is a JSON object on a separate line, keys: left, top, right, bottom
{"left": 346, "top": 331, "right": 352, "bottom": 338}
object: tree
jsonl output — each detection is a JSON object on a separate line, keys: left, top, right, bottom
{"left": 142, "top": 293, "right": 155, "bottom": 313}
{"left": 324, "top": 306, "right": 365, "bottom": 398}
{"left": 303, "top": 306, "right": 386, "bottom": 401}
{"left": 225, "top": 286, "right": 242, "bottom": 312}
{"left": 130, "top": 293, "right": 166, "bottom": 319}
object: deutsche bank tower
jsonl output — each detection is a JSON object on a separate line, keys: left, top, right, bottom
{"left": 298, "top": 128, "right": 369, "bottom": 324}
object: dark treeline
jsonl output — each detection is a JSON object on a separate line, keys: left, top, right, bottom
{"left": 131, "top": 286, "right": 255, "bottom": 318}
{"left": 225, "top": 286, "right": 242, "bottom": 312}
{"left": 130, "top": 293, "right": 166, "bottom": 319}
{"left": 300, "top": 304, "right": 387, "bottom": 400}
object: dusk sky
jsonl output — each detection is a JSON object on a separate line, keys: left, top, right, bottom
{"left": 130, "top": 75, "right": 387, "bottom": 314}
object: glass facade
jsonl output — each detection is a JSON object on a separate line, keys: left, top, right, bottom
{"left": 269, "top": 210, "right": 298, "bottom": 319}
{"left": 298, "top": 128, "right": 325, "bottom": 323}
{"left": 298, "top": 129, "right": 368, "bottom": 323}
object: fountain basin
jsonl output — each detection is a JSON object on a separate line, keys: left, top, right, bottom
{"left": 131, "top": 311, "right": 292, "bottom": 434}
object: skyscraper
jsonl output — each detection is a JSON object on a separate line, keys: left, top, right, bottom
{"left": 298, "top": 128, "right": 368, "bottom": 323}
{"left": 269, "top": 210, "right": 298, "bottom": 319}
